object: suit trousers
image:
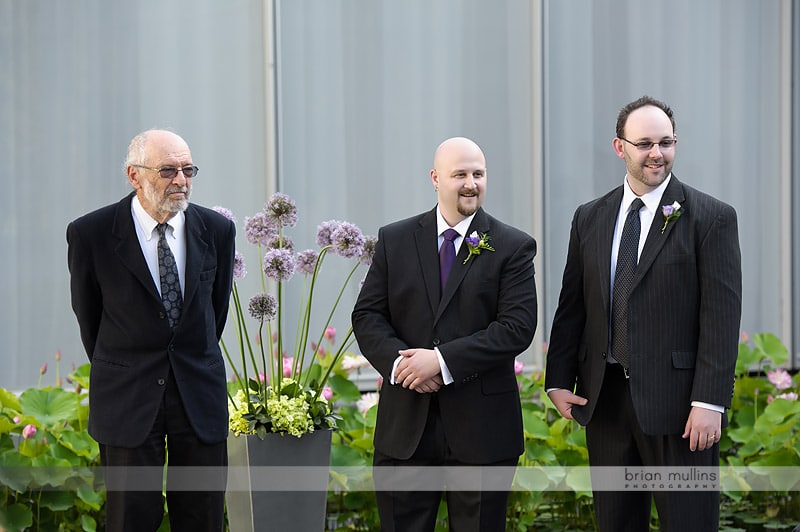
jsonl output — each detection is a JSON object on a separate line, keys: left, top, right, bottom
{"left": 99, "top": 369, "right": 227, "bottom": 532}
{"left": 586, "top": 363, "right": 720, "bottom": 532}
{"left": 373, "top": 395, "right": 517, "bottom": 532}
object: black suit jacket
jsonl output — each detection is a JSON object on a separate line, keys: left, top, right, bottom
{"left": 67, "top": 192, "right": 235, "bottom": 447}
{"left": 352, "top": 207, "right": 537, "bottom": 463}
{"left": 545, "top": 175, "right": 742, "bottom": 435}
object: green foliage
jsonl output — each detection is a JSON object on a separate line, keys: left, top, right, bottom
{"left": 0, "top": 359, "right": 104, "bottom": 532}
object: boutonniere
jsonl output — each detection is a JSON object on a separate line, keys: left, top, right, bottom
{"left": 463, "top": 231, "right": 495, "bottom": 264}
{"left": 660, "top": 201, "right": 682, "bottom": 234}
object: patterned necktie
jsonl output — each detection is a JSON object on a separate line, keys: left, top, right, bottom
{"left": 439, "top": 228, "right": 459, "bottom": 292}
{"left": 156, "top": 223, "right": 183, "bottom": 328}
{"left": 611, "top": 198, "right": 644, "bottom": 372}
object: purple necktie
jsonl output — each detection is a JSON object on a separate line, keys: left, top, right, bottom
{"left": 439, "top": 228, "right": 459, "bottom": 292}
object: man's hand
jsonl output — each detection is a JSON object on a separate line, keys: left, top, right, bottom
{"left": 547, "top": 389, "right": 588, "bottom": 421}
{"left": 395, "top": 348, "right": 441, "bottom": 391}
{"left": 411, "top": 374, "right": 444, "bottom": 394}
{"left": 682, "top": 406, "right": 722, "bottom": 451}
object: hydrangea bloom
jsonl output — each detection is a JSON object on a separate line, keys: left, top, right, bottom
{"left": 267, "top": 394, "right": 313, "bottom": 437}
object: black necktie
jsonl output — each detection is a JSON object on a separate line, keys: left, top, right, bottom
{"left": 156, "top": 223, "right": 183, "bottom": 328}
{"left": 611, "top": 198, "right": 644, "bottom": 371}
{"left": 439, "top": 228, "right": 459, "bottom": 292}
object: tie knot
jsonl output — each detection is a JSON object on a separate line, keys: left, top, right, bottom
{"left": 442, "top": 228, "right": 459, "bottom": 242}
{"left": 629, "top": 198, "right": 644, "bottom": 214}
{"left": 156, "top": 223, "right": 168, "bottom": 238}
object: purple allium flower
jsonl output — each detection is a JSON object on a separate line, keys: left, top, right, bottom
{"left": 295, "top": 249, "right": 318, "bottom": 275}
{"left": 360, "top": 235, "right": 377, "bottom": 266}
{"left": 233, "top": 251, "right": 247, "bottom": 280}
{"left": 331, "top": 222, "right": 365, "bottom": 258}
{"left": 248, "top": 293, "right": 277, "bottom": 322}
{"left": 316, "top": 220, "right": 343, "bottom": 247}
{"left": 211, "top": 206, "right": 236, "bottom": 224}
{"left": 244, "top": 212, "right": 278, "bottom": 246}
{"left": 767, "top": 368, "right": 793, "bottom": 390}
{"left": 263, "top": 248, "right": 295, "bottom": 282}
{"left": 265, "top": 192, "right": 298, "bottom": 228}
{"left": 267, "top": 234, "right": 294, "bottom": 251}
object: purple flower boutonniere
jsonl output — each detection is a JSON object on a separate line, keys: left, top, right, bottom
{"left": 660, "top": 201, "right": 682, "bottom": 234}
{"left": 463, "top": 231, "right": 495, "bottom": 264}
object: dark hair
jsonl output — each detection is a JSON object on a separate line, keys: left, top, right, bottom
{"left": 615, "top": 96, "right": 675, "bottom": 139}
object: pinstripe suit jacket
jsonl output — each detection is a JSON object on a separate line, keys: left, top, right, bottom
{"left": 545, "top": 175, "right": 742, "bottom": 435}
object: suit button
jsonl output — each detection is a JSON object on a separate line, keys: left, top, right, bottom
{"left": 169, "top": 344, "right": 175, "bottom": 352}
{"left": 157, "top": 378, "right": 166, "bottom": 386}
{"left": 159, "top": 311, "right": 166, "bottom": 319}
{"left": 432, "top": 338, "right": 440, "bottom": 346}
{"left": 601, "top": 352, "right": 607, "bottom": 359}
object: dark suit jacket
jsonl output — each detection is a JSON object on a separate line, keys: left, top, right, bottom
{"left": 545, "top": 175, "right": 742, "bottom": 435}
{"left": 352, "top": 207, "right": 537, "bottom": 463}
{"left": 67, "top": 192, "right": 235, "bottom": 447}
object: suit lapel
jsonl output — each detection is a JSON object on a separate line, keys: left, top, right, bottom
{"left": 633, "top": 176, "right": 686, "bottom": 287}
{"left": 597, "top": 188, "right": 623, "bottom": 315}
{"left": 182, "top": 206, "right": 209, "bottom": 312}
{"left": 112, "top": 194, "right": 161, "bottom": 302}
{"left": 414, "top": 209, "right": 441, "bottom": 317}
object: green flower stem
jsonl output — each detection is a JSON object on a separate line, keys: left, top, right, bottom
{"left": 301, "top": 257, "right": 362, "bottom": 389}
{"left": 313, "top": 328, "right": 356, "bottom": 402}
{"left": 276, "top": 280, "right": 284, "bottom": 392}
{"left": 221, "top": 337, "right": 244, "bottom": 392}
{"left": 294, "top": 246, "right": 331, "bottom": 377}
{"left": 257, "top": 321, "right": 269, "bottom": 403}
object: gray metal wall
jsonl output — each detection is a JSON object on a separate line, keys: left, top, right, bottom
{"left": 0, "top": 0, "right": 791, "bottom": 391}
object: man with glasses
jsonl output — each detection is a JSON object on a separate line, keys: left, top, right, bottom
{"left": 67, "top": 129, "right": 235, "bottom": 531}
{"left": 545, "top": 96, "right": 742, "bottom": 531}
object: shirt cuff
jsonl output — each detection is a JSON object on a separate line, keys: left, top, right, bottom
{"left": 434, "top": 347, "right": 454, "bottom": 385}
{"left": 691, "top": 401, "right": 724, "bottom": 413}
{"left": 389, "top": 355, "right": 403, "bottom": 385}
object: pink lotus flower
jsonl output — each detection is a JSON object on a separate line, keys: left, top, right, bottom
{"left": 767, "top": 368, "right": 793, "bottom": 390}
{"left": 39, "top": 363, "right": 47, "bottom": 375}
{"left": 258, "top": 371, "right": 269, "bottom": 383}
{"left": 740, "top": 331, "right": 749, "bottom": 343}
{"left": 22, "top": 424, "right": 37, "bottom": 439}
{"left": 514, "top": 360, "right": 524, "bottom": 375}
{"left": 768, "top": 392, "right": 798, "bottom": 404}
{"left": 283, "top": 357, "right": 294, "bottom": 377}
{"left": 321, "top": 387, "right": 333, "bottom": 401}
{"left": 13, "top": 416, "right": 20, "bottom": 424}
{"left": 324, "top": 326, "right": 336, "bottom": 342}
{"left": 55, "top": 350, "right": 61, "bottom": 362}
{"left": 356, "top": 392, "right": 379, "bottom": 415}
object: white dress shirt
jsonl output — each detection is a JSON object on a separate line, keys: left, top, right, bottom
{"left": 390, "top": 207, "right": 476, "bottom": 387}
{"left": 131, "top": 196, "right": 187, "bottom": 297}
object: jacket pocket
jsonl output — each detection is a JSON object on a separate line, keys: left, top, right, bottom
{"left": 671, "top": 351, "right": 696, "bottom": 369}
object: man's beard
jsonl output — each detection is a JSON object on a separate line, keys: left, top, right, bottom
{"left": 144, "top": 183, "right": 191, "bottom": 216}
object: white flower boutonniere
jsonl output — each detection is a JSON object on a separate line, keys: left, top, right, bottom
{"left": 660, "top": 201, "right": 682, "bottom": 234}
{"left": 463, "top": 231, "right": 495, "bottom": 264}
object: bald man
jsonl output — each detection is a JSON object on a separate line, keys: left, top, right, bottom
{"left": 67, "top": 129, "right": 235, "bottom": 531}
{"left": 352, "top": 137, "right": 538, "bottom": 531}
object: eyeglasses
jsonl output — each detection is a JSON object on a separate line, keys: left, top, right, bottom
{"left": 619, "top": 137, "right": 677, "bottom": 151}
{"left": 133, "top": 164, "right": 199, "bottom": 179}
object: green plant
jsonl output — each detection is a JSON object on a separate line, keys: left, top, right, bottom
{"left": 719, "top": 332, "right": 800, "bottom": 529}
{"left": 0, "top": 357, "right": 104, "bottom": 532}
{"left": 215, "top": 195, "right": 376, "bottom": 439}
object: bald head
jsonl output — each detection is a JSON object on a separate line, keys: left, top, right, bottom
{"left": 430, "top": 137, "right": 487, "bottom": 226}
